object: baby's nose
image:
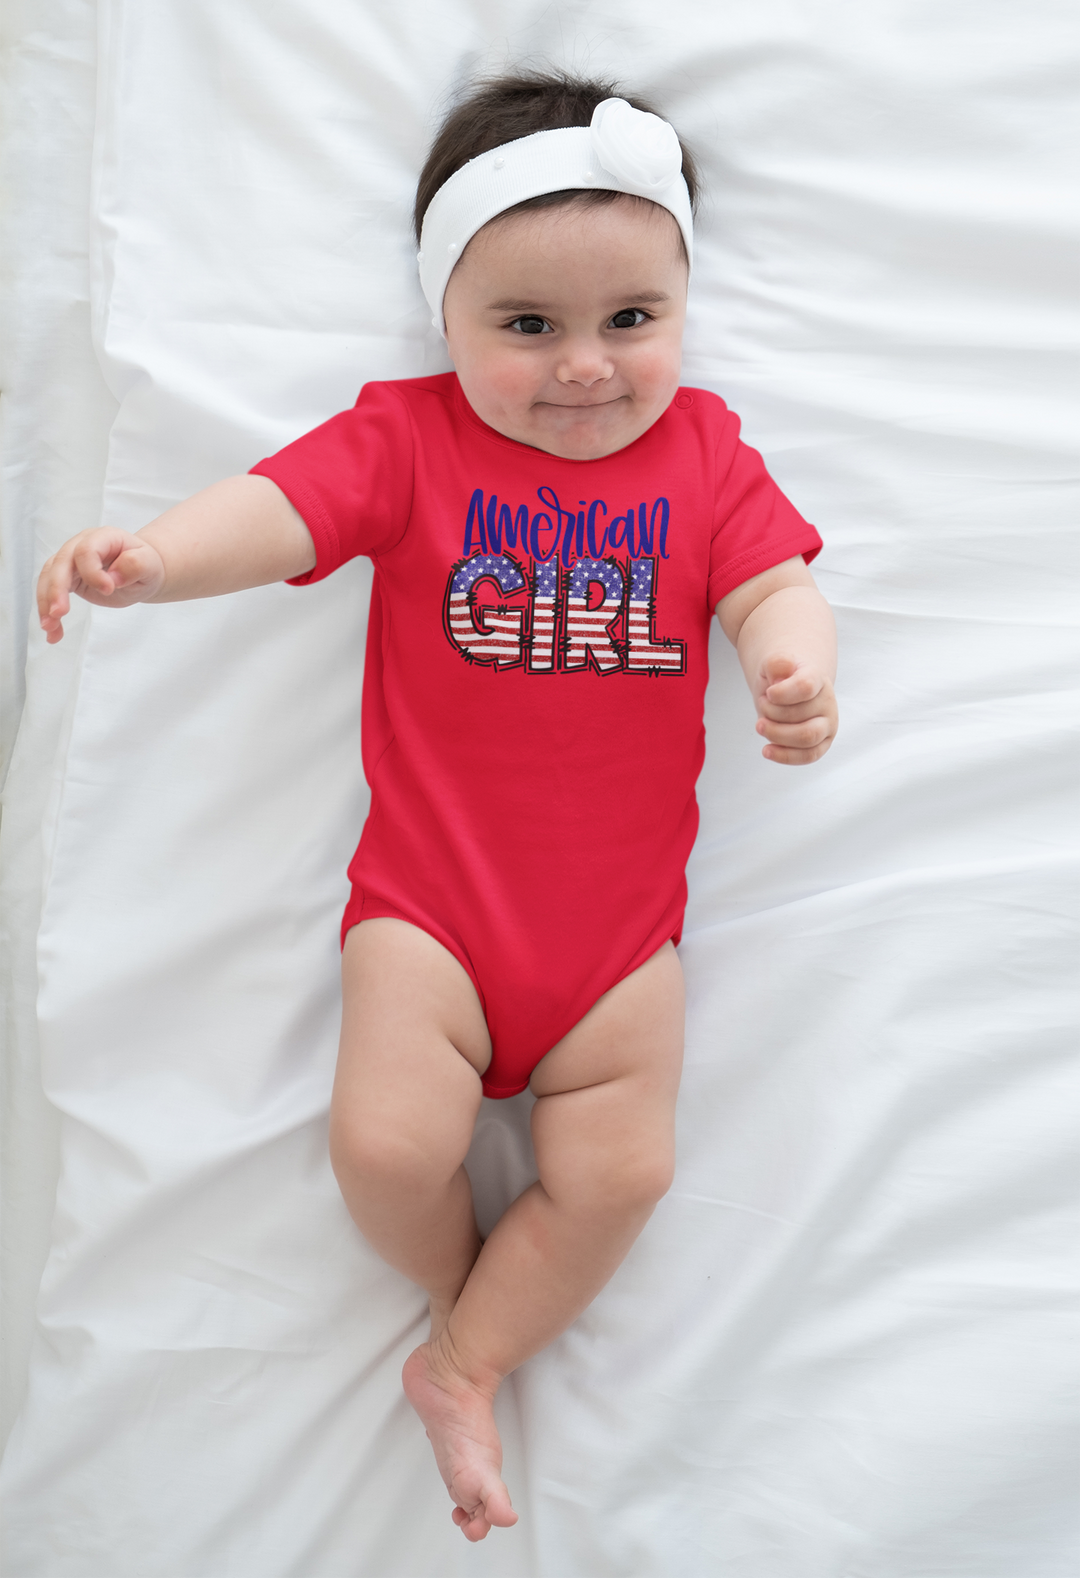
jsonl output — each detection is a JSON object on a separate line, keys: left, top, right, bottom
{"left": 555, "top": 338, "right": 614, "bottom": 387}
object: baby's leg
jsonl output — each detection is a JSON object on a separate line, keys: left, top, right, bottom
{"left": 329, "top": 919, "right": 491, "bottom": 1338}
{"left": 403, "top": 942, "right": 684, "bottom": 1541}
{"left": 331, "top": 919, "right": 521, "bottom": 1536}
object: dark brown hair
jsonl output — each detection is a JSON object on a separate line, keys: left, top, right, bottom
{"left": 414, "top": 69, "right": 699, "bottom": 245}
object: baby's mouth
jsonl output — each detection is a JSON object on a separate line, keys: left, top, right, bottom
{"left": 539, "top": 396, "right": 624, "bottom": 410}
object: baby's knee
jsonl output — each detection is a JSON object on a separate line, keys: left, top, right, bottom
{"left": 329, "top": 1107, "right": 441, "bottom": 1194}
{"left": 578, "top": 1139, "right": 675, "bottom": 1218}
{"left": 624, "top": 1145, "right": 676, "bottom": 1211}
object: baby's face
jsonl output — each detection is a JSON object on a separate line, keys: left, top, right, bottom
{"left": 443, "top": 196, "right": 688, "bottom": 460}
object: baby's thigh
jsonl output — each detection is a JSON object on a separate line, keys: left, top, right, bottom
{"left": 530, "top": 940, "right": 684, "bottom": 1099}
{"left": 331, "top": 919, "right": 491, "bottom": 1168}
{"left": 528, "top": 942, "right": 685, "bottom": 1208}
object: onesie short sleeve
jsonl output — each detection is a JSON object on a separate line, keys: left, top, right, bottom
{"left": 705, "top": 401, "right": 822, "bottom": 609}
{"left": 249, "top": 381, "right": 415, "bottom": 584}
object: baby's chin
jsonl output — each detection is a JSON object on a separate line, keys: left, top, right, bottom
{"left": 517, "top": 398, "right": 654, "bottom": 460}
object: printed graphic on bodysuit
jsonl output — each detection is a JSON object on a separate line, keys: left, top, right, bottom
{"left": 528, "top": 558, "right": 558, "bottom": 673}
{"left": 563, "top": 558, "right": 626, "bottom": 675}
{"left": 443, "top": 552, "right": 686, "bottom": 676}
{"left": 463, "top": 486, "right": 671, "bottom": 564}
{"left": 626, "top": 557, "right": 687, "bottom": 675}
{"left": 443, "top": 552, "right": 529, "bottom": 668}
{"left": 445, "top": 486, "right": 688, "bottom": 677}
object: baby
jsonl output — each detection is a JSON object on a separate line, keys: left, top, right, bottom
{"left": 37, "top": 72, "right": 838, "bottom": 1541}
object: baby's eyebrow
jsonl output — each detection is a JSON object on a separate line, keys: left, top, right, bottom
{"left": 486, "top": 290, "right": 671, "bottom": 312}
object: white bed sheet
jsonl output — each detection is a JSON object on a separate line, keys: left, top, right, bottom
{"left": 1, "top": 1, "right": 1077, "bottom": 1573}
{"left": 0, "top": 0, "right": 120, "bottom": 1451}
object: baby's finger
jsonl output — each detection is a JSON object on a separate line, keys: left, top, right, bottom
{"left": 40, "top": 594, "right": 70, "bottom": 643}
{"left": 761, "top": 655, "right": 797, "bottom": 684}
{"left": 763, "top": 670, "right": 822, "bottom": 706}
{"left": 103, "top": 546, "right": 154, "bottom": 591}
{"left": 71, "top": 538, "right": 123, "bottom": 596}
{"left": 37, "top": 555, "right": 73, "bottom": 640}
{"left": 756, "top": 693, "right": 829, "bottom": 724}
{"left": 762, "top": 738, "right": 833, "bottom": 765}
{"left": 756, "top": 714, "right": 834, "bottom": 752}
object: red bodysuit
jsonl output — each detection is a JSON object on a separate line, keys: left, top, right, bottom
{"left": 252, "top": 374, "right": 821, "bottom": 1097}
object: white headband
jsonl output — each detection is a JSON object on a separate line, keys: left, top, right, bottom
{"left": 418, "top": 98, "right": 693, "bottom": 334}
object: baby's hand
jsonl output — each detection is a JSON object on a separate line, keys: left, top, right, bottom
{"left": 753, "top": 656, "right": 837, "bottom": 765}
{"left": 37, "top": 528, "right": 167, "bottom": 643}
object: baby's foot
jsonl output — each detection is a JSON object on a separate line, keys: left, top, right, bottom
{"left": 402, "top": 1340, "right": 518, "bottom": 1541}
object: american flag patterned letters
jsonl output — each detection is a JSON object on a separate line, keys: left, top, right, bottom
{"left": 442, "top": 485, "right": 687, "bottom": 677}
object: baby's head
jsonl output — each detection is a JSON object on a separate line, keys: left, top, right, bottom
{"left": 415, "top": 72, "right": 699, "bottom": 461}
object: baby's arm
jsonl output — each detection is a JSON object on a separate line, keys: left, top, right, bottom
{"left": 37, "top": 475, "right": 315, "bottom": 643}
{"left": 716, "top": 556, "right": 838, "bottom": 765}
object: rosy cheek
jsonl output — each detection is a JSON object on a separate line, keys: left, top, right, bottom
{"left": 493, "top": 357, "right": 541, "bottom": 402}
{"left": 628, "top": 346, "right": 678, "bottom": 395}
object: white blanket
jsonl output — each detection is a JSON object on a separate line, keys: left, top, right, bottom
{"left": 1, "top": 2, "right": 1076, "bottom": 1573}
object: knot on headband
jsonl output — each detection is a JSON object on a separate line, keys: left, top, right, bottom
{"left": 418, "top": 99, "right": 694, "bottom": 335}
{"left": 588, "top": 98, "right": 684, "bottom": 195}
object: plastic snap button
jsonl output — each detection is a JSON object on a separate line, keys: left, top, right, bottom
{"left": 675, "top": 392, "right": 694, "bottom": 408}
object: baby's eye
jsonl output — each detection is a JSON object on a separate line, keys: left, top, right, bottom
{"left": 509, "top": 316, "right": 551, "bottom": 335}
{"left": 609, "top": 308, "right": 649, "bottom": 329}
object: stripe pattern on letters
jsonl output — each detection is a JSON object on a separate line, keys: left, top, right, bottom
{"left": 528, "top": 557, "right": 558, "bottom": 671}
{"left": 563, "top": 558, "right": 625, "bottom": 674}
{"left": 446, "top": 553, "right": 526, "bottom": 666}
{"left": 627, "top": 558, "right": 686, "bottom": 674}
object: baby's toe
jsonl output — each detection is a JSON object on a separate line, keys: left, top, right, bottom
{"left": 455, "top": 1506, "right": 491, "bottom": 1542}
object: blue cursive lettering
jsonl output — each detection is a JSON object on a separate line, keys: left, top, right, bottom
{"left": 463, "top": 488, "right": 671, "bottom": 561}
